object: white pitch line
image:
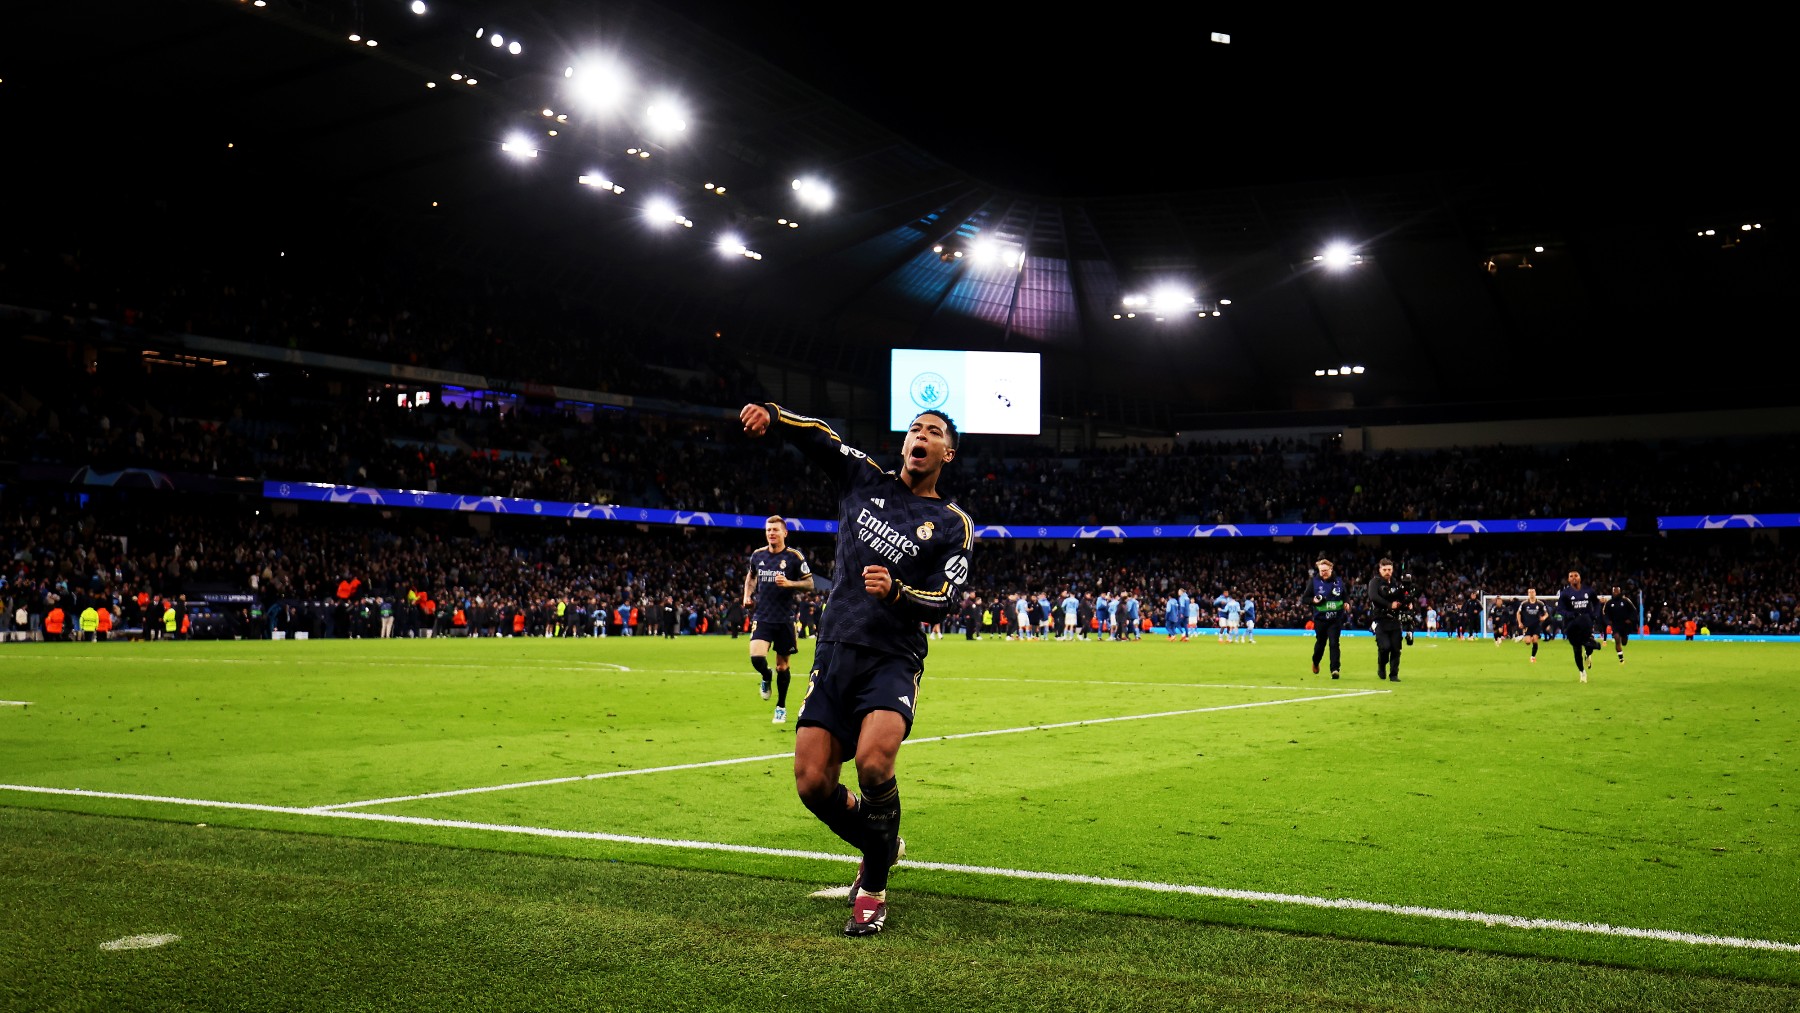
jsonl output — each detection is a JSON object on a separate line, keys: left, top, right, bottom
{"left": 935, "top": 676, "right": 1370, "bottom": 693}
{"left": 0, "top": 657, "right": 635, "bottom": 673}
{"left": 2, "top": 782, "right": 1793, "bottom": 954}
{"left": 1, "top": 700, "right": 31, "bottom": 706}
{"left": 908, "top": 690, "right": 1387, "bottom": 745}
{"left": 317, "top": 689, "right": 1381, "bottom": 809}
{"left": 311, "top": 751, "right": 797, "bottom": 810}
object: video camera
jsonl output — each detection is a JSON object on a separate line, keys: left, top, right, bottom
{"left": 1387, "top": 570, "right": 1421, "bottom": 644}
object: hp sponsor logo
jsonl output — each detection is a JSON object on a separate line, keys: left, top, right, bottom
{"left": 944, "top": 553, "right": 970, "bottom": 586}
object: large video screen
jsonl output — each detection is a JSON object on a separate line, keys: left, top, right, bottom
{"left": 889, "top": 348, "right": 1041, "bottom": 435}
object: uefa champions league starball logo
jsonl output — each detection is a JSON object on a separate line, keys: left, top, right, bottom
{"left": 1559, "top": 517, "right": 1624, "bottom": 532}
{"left": 1699, "top": 515, "right": 1763, "bottom": 529}
{"left": 909, "top": 371, "right": 950, "bottom": 412}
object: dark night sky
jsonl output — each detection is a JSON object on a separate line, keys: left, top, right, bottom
{"left": 650, "top": 8, "right": 1783, "bottom": 208}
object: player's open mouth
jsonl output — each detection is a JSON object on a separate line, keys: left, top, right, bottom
{"left": 910, "top": 446, "right": 928, "bottom": 460}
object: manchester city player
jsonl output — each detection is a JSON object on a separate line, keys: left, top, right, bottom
{"left": 743, "top": 514, "right": 814, "bottom": 723}
{"left": 739, "top": 400, "right": 973, "bottom": 938}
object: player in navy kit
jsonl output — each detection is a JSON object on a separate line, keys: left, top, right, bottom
{"left": 744, "top": 515, "right": 814, "bottom": 723}
{"left": 1555, "top": 570, "right": 1603, "bottom": 682}
{"left": 740, "top": 400, "right": 973, "bottom": 938}
{"left": 1604, "top": 584, "right": 1637, "bottom": 664}
{"left": 1515, "top": 588, "right": 1549, "bottom": 663}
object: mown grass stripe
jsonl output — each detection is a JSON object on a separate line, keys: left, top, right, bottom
{"left": 5, "top": 782, "right": 1793, "bottom": 954}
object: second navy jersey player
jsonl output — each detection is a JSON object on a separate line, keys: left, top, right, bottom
{"left": 748, "top": 544, "right": 811, "bottom": 626}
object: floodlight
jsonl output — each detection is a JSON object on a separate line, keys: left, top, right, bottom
{"left": 1317, "top": 242, "right": 1361, "bottom": 269}
{"left": 791, "top": 176, "right": 834, "bottom": 210}
{"left": 644, "top": 100, "right": 688, "bottom": 139}
{"left": 566, "top": 59, "right": 629, "bottom": 114}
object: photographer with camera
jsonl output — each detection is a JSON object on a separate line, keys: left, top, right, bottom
{"left": 1367, "top": 557, "right": 1413, "bottom": 683}
{"left": 1304, "top": 556, "right": 1348, "bottom": 679}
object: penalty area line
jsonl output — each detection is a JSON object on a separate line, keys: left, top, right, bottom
{"left": 1, "top": 782, "right": 1792, "bottom": 954}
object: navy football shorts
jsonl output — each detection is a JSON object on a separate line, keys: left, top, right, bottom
{"left": 750, "top": 620, "right": 799, "bottom": 657}
{"left": 795, "top": 640, "right": 921, "bottom": 757}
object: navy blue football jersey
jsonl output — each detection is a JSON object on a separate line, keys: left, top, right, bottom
{"left": 1556, "top": 585, "right": 1597, "bottom": 624}
{"left": 748, "top": 546, "right": 810, "bottom": 624}
{"left": 762, "top": 404, "right": 973, "bottom": 666}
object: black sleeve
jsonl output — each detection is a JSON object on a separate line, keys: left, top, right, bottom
{"left": 763, "top": 402, "right": 889, "bottom": 488}
{"left": 883, "top": 506, "right": 974, "bottom": 626}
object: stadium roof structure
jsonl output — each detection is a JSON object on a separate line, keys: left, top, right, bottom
{"left": 10, "top": 1, "right": 1792, "bottom": 432}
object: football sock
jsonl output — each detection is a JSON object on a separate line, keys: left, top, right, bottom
{"left": 751, "top": 655, "right": 772, "bottom": 684}
{"left": 1530, "top": 642, "right": 1538, "bottom": 658}
{"left": 775, "top": 668, "right": 791, "bottom": 707}
{"left": 802, "top": 783, "right": 866, "bottom": 852}
{"left": 856, "top": 776, "right": 901, "bottom": 895}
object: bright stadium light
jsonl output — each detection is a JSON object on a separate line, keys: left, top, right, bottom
{"left": 565, "top": 58, "right": 630, "bottom": 115}
{"left": 643, "top": 197, "right": 691, "bottom": 228}
{"left": 500, "top": 134, "right": 537, "bottom": 158}
{"left": 1315, "top": 242, "right": 1364, "bottom": 269}
{"left": 967, "top": 237, "right": 1024, "bottom": 270}
{"left": 791, "top": 176, "right": 834, "bottom": 210}
{"left": 644, "top": 99, "right": 688, "bottom": 140}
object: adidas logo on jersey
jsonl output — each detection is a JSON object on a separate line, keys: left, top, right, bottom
{"left": 870, "top": 497, "right": 885, "bottom": 508}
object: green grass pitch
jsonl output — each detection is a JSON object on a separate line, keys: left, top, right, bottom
{"left": 3, "top": 632, "right": 1796, "bottom": 1006}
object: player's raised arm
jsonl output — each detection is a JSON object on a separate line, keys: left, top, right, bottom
{"left": 743, "top": 401, "right": 886, "bottom": 485}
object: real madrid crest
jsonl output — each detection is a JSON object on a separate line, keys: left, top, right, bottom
{"left": 915, "top": 521, "right": 935, "bottom": 541}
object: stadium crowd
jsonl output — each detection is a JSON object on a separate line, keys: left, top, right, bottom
{"left": 3, "top": 499, "right": 1793, "bottom": 642}
{"left": 4, "top": 228, "right": 1796, "bottom": 642}
{"left": 4, "top": 336, "right": 1797, "bottom": 528}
